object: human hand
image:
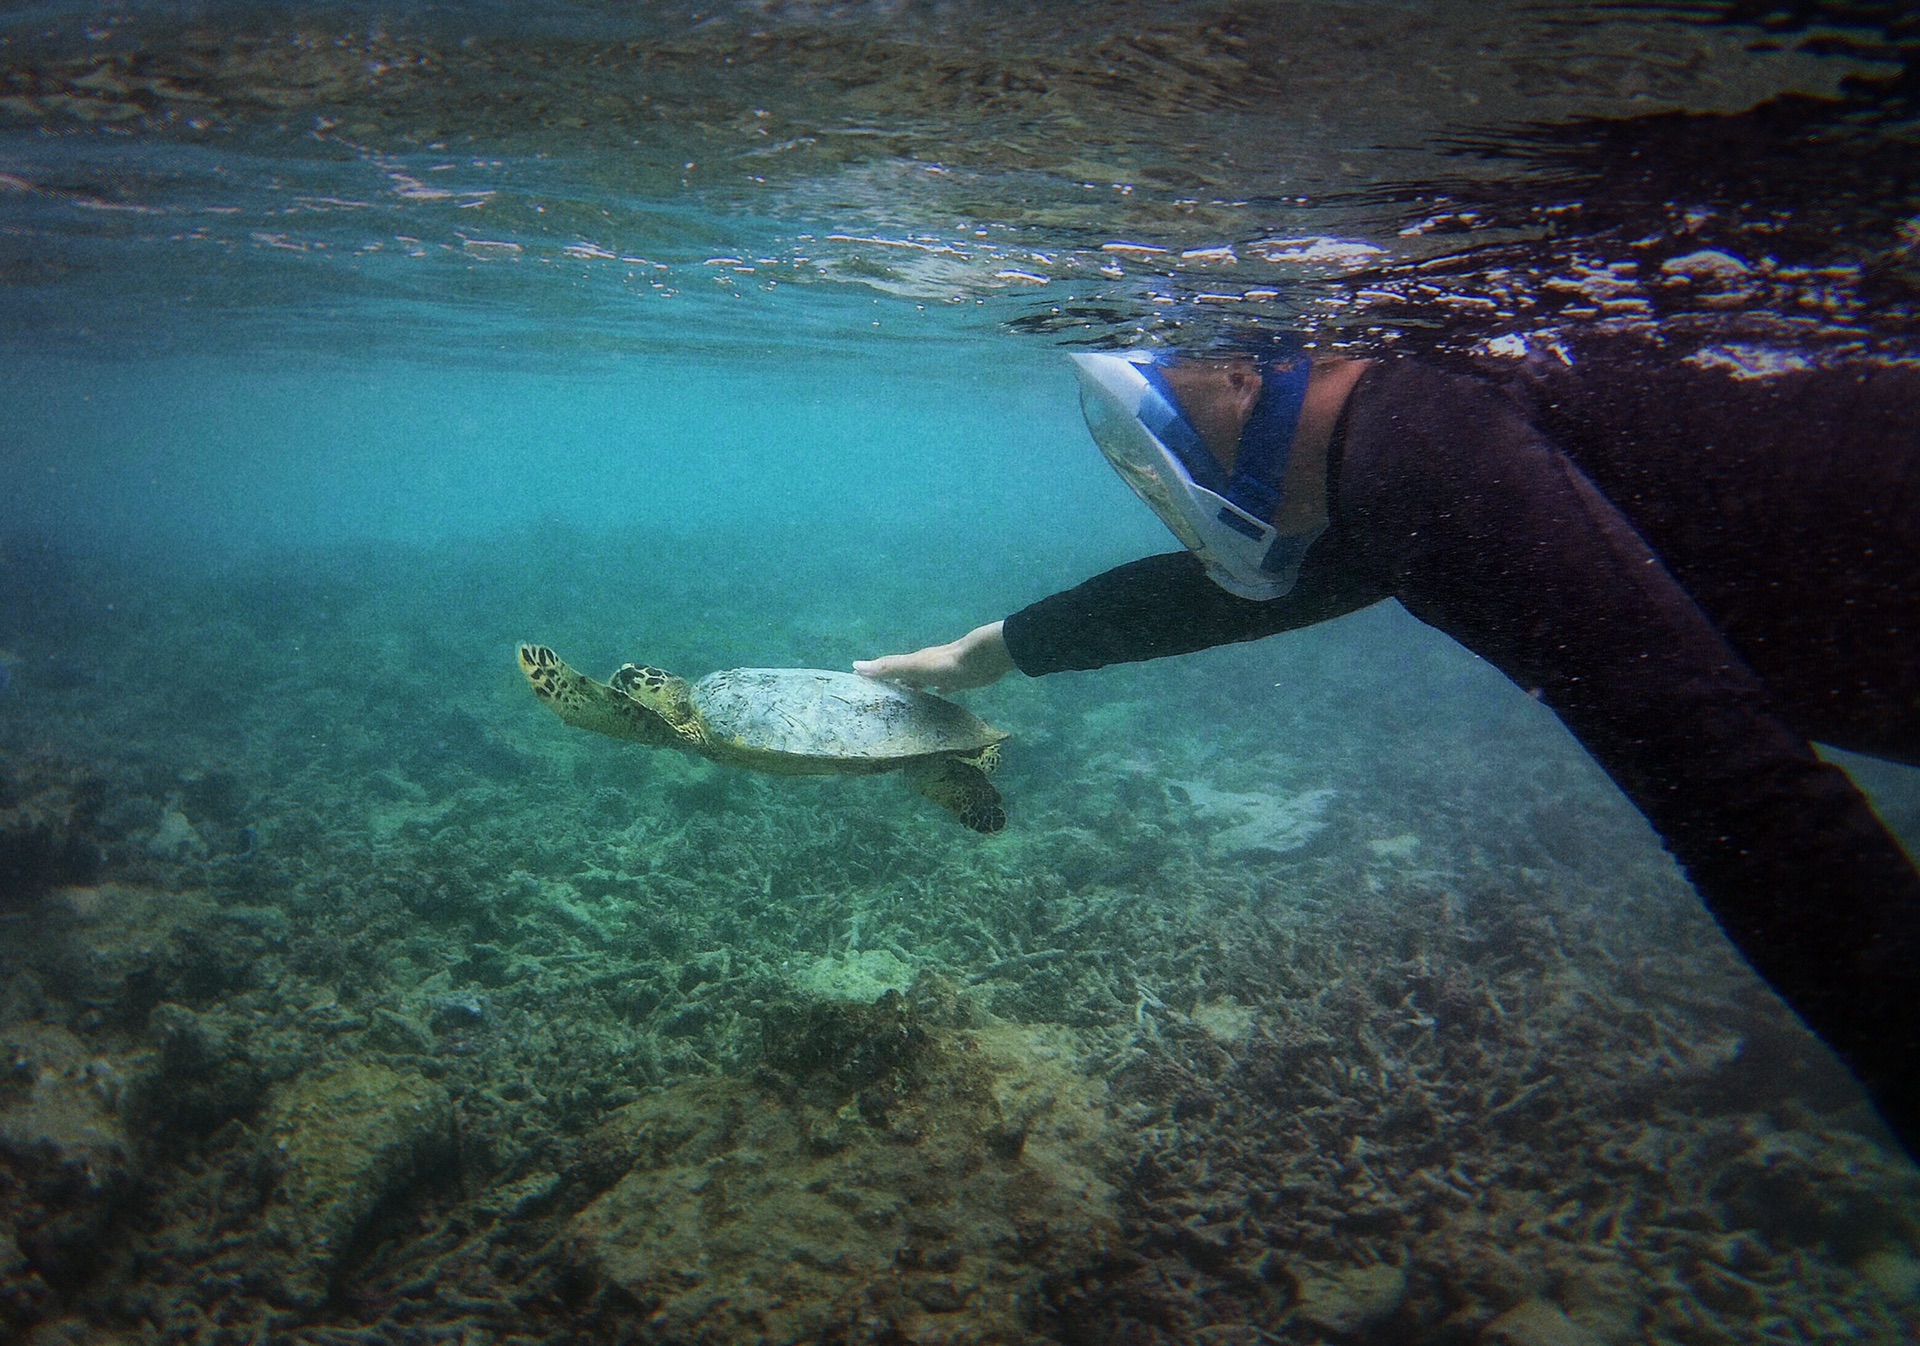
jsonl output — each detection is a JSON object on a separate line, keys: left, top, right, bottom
{"left": 854, "top": 620, "right": 1014, "bottom": 692}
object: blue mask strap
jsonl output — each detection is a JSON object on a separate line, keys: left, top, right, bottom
{"left": 1223, "top": 356, "right": 1311, "bottom": 538}
{"left": 1136, "top": 363, "right": 1230, "bottom": 496}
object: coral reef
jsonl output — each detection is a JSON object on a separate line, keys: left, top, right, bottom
{"left": 0, "top": 538, "right": 1912, "bottom": 1345}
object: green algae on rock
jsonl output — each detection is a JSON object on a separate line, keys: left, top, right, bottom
{"left": 259, "top": 1061, "right": 453, "bottom": 1309}
{"left": 0, "top": 1022, "right": 137, "bottom": 1328}
{"left": 1288, "top": 1260, "right": 1409, "bottom": 1338}
{"left": 564, "top": 1001, "right": 1117, "bottom": 1343}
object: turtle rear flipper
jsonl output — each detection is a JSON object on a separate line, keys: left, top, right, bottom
{"left": 517, "top": 644, "right": 682, "bottom": 749}
{"left": 904, "top": 757, "right": 1007, "bottom": 834}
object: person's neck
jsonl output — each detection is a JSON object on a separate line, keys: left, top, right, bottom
{"left": 1272, "top": 357, "right": 1372, "bottom": 537}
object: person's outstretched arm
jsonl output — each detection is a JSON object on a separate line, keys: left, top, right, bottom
{"left": 854, "top": 621, "right": 1014, "bottom": 691}
{"left": 856, "top": 541, "right": 1386, "bottom": 686}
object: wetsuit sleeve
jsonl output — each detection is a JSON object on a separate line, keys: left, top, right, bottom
{"left": 1339, "top": 361, "right": 1920, "bottom": 1153}
{"left": 1001, "top": 549, "right": 1380, "bottom": 675}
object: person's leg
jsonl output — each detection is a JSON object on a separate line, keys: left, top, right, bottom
{"left": 1337, "top": 359, "right": 1920, "bottom": 1156}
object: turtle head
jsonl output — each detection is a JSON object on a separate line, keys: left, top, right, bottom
{"left": 611, "top": 663, "right": 707, "bottom": 746}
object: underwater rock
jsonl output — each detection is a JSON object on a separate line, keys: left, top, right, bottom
{"left": 1189, "top": 996, "right": 1259, "bottom": 1048}
{"left": 259, "top": 1061, "right": 454, "bottom": 1309}
{"left": 1367, "top": 831, "right": 1421, "bottom": 861}
{"left": 0, "top": 759, "right": 107, "bottom": 904}
{"left": 1550, "top": 1263, "right": 1644, "bottom": 1344}
{"left": 1289, "top": 1260, "right": 1408, "bottom": 1337}
{"left": 789, "top": 948, "right": 920, "bottom": 1002}
{"left": 13, "top": 1316, "right": 131, "bottom": 1346}
{"left": 366, "top": 1007, "right": 436, "bottom": 1054}
{"left": 143, "top": 810, "right": 207, "bottom": 862}
{"left": 133, "top": 1002, "right": 270, "bottom": 1139}
{"left": 1857, "top": 1247, "right": 1920, "bottom": 1301}
{"left": 429, "top": 990, "right": 488, "bottom": 1031}
{"left": 1658, "top": 248, "right": 1752, "bottom": 284}
{"left": 176, "top": 769, "right": 249, "bottom": 825}
{"left": 33, "top": 885, "right": 250, "bottom": 1017}
{"left": 1480, "top": 1297, "right": 1607, "bottom": 1346}
{"left": 564, "top": 1007, "right": 1117, "bottom": 1344}
{"left": 0, "top": 1229, "right": 48, "bottom": 1331}
{"left": 0, "top": 1023, "right": 137, "bottom": 1324}
{"left": 759, "top": 989, "right": 929, "bottom": 1102}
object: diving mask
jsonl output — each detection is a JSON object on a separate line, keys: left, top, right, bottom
{"left": 1071, "top": 350, "right": 1318, "bottom": 601}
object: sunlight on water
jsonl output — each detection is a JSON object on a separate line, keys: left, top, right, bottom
{"left": 0, "top": 0, "right": 1903, "bottom": 367}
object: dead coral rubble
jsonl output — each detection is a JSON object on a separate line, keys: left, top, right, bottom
{"left": 1047, "top": 881, "right": 1920, "bottom": 1344}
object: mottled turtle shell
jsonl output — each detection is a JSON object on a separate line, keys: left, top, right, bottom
{"left": 690, "top": 668, "right": 1005, "bottom": 762}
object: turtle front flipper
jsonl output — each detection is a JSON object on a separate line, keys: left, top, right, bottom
{"left": 517, "top": 644, "right": 683, "bottom": 749}
{"left": 904, "top": 756, "right": 1007, "bottom": 834}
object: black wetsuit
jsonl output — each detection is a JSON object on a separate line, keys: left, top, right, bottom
{"left": 1002, "top": 344, "right": 1920, "bottom": 1155}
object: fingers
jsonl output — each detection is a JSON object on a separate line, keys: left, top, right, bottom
{"left": 854, "top": 649, "right": 952, "bottom": 689}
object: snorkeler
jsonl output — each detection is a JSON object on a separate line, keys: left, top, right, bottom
{"left": 855, "top": 337, "right": 1920, "bottom": 1160}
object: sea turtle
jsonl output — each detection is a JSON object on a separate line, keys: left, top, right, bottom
{"left": 517, "top": 644, "right": 1009, "bottom": 833}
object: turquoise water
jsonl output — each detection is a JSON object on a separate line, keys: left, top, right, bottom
{"left": 3, "top": 351, "right": 1143, "bottom": 562}
{"left": 2, "top": 2, "right": 1918, "bottom": 1343}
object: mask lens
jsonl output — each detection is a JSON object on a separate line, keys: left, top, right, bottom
{"left": 1080, "top": 385, "right": 1156, "bottom": 475}
{"left": 1080, "top": 385, "right": 1209, "bottom": 553}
